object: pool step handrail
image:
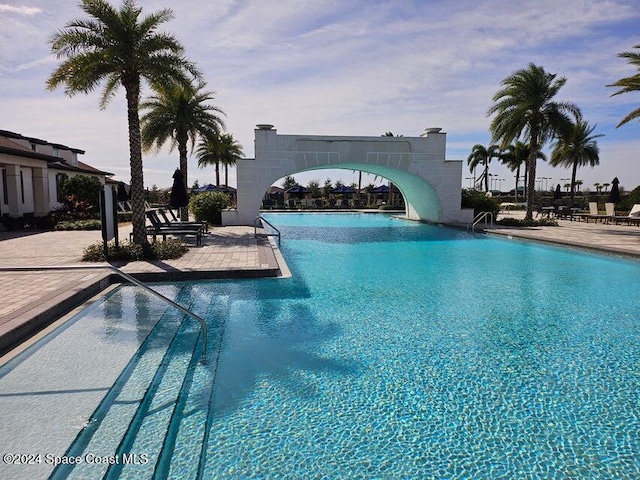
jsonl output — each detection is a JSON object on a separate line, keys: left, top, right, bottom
{"left": 254, "top": 215, "right": 281, "bottom": 245}
{"left": 0, "top": 264, "right": 208, "bottom": 363}
{"left": 467, "top": 211, "right": 494, "bottom": 232}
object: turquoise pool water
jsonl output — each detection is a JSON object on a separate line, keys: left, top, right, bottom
{"left": 4, "top": 213, "right": 640, "bottom": 478}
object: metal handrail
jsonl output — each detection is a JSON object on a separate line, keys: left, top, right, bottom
{"left": 254, "top": 215, "right": 281, "bottom": 245}
{"left": 0, "top": 264, "right": 208, "bottom": 363}
{"left": 467, "top": 211, "right": 494, "bottom": 232}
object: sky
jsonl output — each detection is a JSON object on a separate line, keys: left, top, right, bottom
{"left": 1, "top": 0, "right": 639, "bottom": 194}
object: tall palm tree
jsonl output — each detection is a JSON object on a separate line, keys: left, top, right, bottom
{"left": 141, "top": 81, "right": 225, "bottom": 218}
{"left": 500, "top": 141, "right": 546, "bottom": 202}
{"left": 195, "top": 133, "right": 243, "bottom": 188}
{"left": 607, "top": 44, "right": 640, "bottom": 127}
{"left": 549, "top": 115, "right": 603, "bottom": 201}
{"left": 47, "top": 0, "right": 199, "bottom": 244}
{"left": 467, "top": 144, "right": 500, "bottom": 192}
{"left": 488, "top": 63, "right": 579, "bottom": 220}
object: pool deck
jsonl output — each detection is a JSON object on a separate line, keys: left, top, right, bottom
{"left": 1, "top": 211, "right": 639, "bottom": 356}
{"left": 487, "top": 210, "right": 640, "bottom": 258}
{"left": 0, "top": 224, "right": 283, "bottom": 356}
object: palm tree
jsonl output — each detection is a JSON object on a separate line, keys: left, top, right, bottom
{"left": 467, "top": 144, "right": 500, "bottom": 192}
{"left": 607, "top": 44, "right": 640, "bottom": 127}
{"left": 47, "top": 0, "right": 199, "bottom": 244}
{"left": 500, "top": 141, "right": 546, "bottom": 202}
{"left": 219, "top": 134, "right": 244, "bottom": 187}
{"left": 195, "top": 133, "right": 243, "bottom": 188}
{"left": 141, "top": 81, "right": 225, "bottom": 219}
{"left": 488, "top": 63, "right": 579, "bottom": 220}
{"left": 549, "top": 115, "right": 603, "bottom": 201}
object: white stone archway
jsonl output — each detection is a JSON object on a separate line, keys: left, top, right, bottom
{"left": 222, "top": 126, "right": 474, "bottom": 225}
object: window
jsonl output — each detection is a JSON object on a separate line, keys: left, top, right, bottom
{"left": 31, "top": 143, "right": 36, "bottom": 151}
{"left": 56, "top": 173, "right": 68, "bottom": 203}
{"left": 20, "top": 170, "right": 25, "bottom": 204}
{"left": 53, "top": 148, "right": 59, "bottom": 158}
{"left": 1, "top": 169, "right": 7, "bottom": 205}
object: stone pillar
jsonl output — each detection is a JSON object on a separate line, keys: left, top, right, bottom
{"left": 32, "top": 167, "right": 49, "bottom": 217}
{"left": 5, "top": 164, "right": 21, "bottom": 217}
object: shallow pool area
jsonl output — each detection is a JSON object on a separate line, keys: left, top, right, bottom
{"left": 1, "top": 213, "right": 639, "bottom": 478}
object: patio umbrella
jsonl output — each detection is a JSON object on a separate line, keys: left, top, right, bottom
{"left": 609, "top": 177, "right": 621, "bottom": 203}
{"left": 116, "top": 182, "right": 129, "bottom": 201}
{"left": 554, "top": 184, "right": 562, "bottom": 200}
{"left": 170, "top": 169, "right": 189, "bottom": 218}
{"left": 194, "top": 183, "right": 217, "bottom": 193}
{"left": 372, "top": 185, "right": 390, "bottom": 194}
{"left": 285, "top": 185, "right": 311, "bottom": 198}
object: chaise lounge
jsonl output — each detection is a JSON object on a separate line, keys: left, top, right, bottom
{"left": 144, "top": 210, "right": 203, "bottom": 245}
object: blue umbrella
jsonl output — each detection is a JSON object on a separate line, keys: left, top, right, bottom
{"left": 372, "top": 185, "right": 390, "bottom": 193}
{"left": 193, "top": 183, "right": 217, "bottom": 193}
{"left": 285, "top": 185, "right": 311, "bottom": 195}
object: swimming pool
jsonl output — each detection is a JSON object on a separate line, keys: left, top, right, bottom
{"left": 1, "top": 213, "right": 639, "bottom": 478}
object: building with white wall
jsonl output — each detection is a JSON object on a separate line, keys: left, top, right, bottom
{"left": 0, "top": 130, "right": 112, "bottom": 220}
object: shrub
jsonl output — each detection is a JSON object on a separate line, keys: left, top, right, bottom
{"left": 61, "top": 175, "right": 102, "bottom": 215}
{"left": 618, "top": 185, "right": 640, "bottom": 212}
{"left": 461, "top": 189, "right": 500, "bottom": 217}
{"left": 82, "top": 239, "right": 188, "bottom": 262}
{"left": 496, "top": 217, "right": 558, "bottom": 227}
{"left": 189, "top": 191, "right": 231, "bottom": 225}
{"left": 54, "top": 219, "right": 102, "bottom": 231}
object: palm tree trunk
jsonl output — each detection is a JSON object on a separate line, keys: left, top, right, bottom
{"left": 484, "top": 165, "right": 489, "bottom": 192}
{"left": 125, "top": 79, "right": 147, "bottom": 245}
{"left": 570, "top": 161, "right": 578, "bottom": 202}
{"left": 525, "top": 136, "right": 539, "bottom": 221}
{"left": 514, "top": 166, "right": 520, "bottom": 203}
{"left": 358, "top": 171, "right": 362, "bottom": 203}
{"left": 215, "top": 162, "right": 220, "bottom": 187}
{"left": 178, "top": 135, "right": 189, "bottom": 221}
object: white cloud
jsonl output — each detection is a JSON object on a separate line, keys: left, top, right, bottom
{"left": 0, "top": 4, "right": 41, "bottom": 15}
{"left": 2, "top": 0, "right": 640, "bottom": 191}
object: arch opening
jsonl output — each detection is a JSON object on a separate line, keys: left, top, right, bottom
{"left": 223, "top": 128, "right": 473, "bottom": 226}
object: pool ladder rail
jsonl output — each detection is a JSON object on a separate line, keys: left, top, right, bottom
{"left": 254, "top": 215, "right": 281, "bottom": 245}
{"left": 0, "top": 264, "right": 208, "bottom": 364}
{"left": 467, "top": 211, "right": 494, "bottom": 232}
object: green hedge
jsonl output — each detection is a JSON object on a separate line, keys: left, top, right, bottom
{"left": 461, "top": 189, "right": 500, "bottom": 217}
{"left": 189, "top": 191, "right": 231, "bottom": 225}
{"left": 82, "top": 239, "right": 188, "bottom": 261}
{"left": 54, "top": 219, "right": 102, "bottom": 231}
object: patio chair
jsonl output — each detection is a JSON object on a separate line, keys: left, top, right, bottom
{"left": 611, "top": 204, "right": 640, "bottom": 226}
{"left": 157, "top": 208, "right": 208, "bottom": 233}
{"left": 580, "top": 202, "right": 609, "bottom": 223}
{"left": 144, "top": 210, "right": 203, "bottom": 245}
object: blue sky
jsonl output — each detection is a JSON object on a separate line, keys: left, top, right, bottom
{"left": 1, "top": 0, "right": 639, "bottom": 193}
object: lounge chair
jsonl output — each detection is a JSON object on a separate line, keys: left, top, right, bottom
{"left": 144, "top": 210, "right": 203, "bottom": 245}
{"left": 157, "top": 208, "right": 208, "bottom": 232}
{"left": 611, "top": 204, "right": 640, "bottom": 226}
{"left": 580, "top": 202, "right": 609, "bottom": 223}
